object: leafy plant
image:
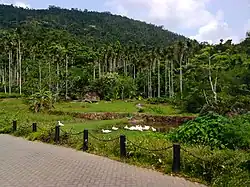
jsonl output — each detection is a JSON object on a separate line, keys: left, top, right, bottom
{"left": 27, "top": 91, "right": 55, "bottom": 113}
{"left": 168, "top": 112, "right": 250, "bottom": 150}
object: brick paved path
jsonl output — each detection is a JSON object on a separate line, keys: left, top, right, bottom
{"left": 0, "top": 134, "right": 206, "bottom": 187}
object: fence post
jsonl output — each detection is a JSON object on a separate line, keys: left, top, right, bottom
{"left": 13, "top": 120, "right": 17, "bottom": 132}
{"left": 172, "top": 143, "right": 180, "bottom": 173}
{"left": 32, "top": 123, "right": 37, "bottom": 132}
{"left": 120, "top": 135, "right": 126, "bottom": 158}
{"left": 55, "top": 125, "right": 60, "bottom": 143}
{"left": 83, "top": 129, "right": 88, "bottom": 151}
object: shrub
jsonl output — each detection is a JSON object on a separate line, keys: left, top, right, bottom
{"left": 27, "top": 91, "right": 55, "bottom": 113}
{"left": 168, "top": 112, "right": 250, "bottom": 150}
{"left": 181, "top": 147, "right": 250, "bottom": 186}
{"left": 0, "top": 126, "right": 12, "bottom": 134}
{"left": 91, "top": 73, "right": 136, "bottom": 100}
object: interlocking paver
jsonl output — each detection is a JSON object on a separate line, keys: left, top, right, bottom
{"left": 0, "top": 134, "right": 206, "bottom": 187}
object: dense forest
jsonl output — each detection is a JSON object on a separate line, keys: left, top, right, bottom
{"left": 0, "top": 4, "right": 250, "bottom": 114}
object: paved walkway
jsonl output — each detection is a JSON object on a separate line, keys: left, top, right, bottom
{"left": 0, "top": 134, "right": 206, "bottom": 187}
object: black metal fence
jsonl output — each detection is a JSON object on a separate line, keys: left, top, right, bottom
{"left": 11, "top": 120, "right": 207, "bottom": 173}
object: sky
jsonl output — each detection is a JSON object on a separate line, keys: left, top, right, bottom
{"left": 1, "top": 0, "right": 250, "bottom": 44}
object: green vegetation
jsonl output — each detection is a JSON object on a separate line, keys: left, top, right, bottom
{"left": 0, "top": 5, "right": 249, "bottom": 118}
{"left": 0, "top": 98, "right": 249, "bottom": 186}
{"left": 54, "top": 100, "right": 182, "bottom": 116}
{"left": 168, "top": 112, "right": 250, "bottom": 150}
{"left": 0, "top": 5, "right": 186, "bottom": 47}
{"left": 0, "top": 4, "right": 250, "bottom": 187}
{"left": 27, "top": 91, "right": 55, "bottom": 113}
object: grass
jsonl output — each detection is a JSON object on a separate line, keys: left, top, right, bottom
{"left": 62, "top": 119, "right": 129, "bottom": 131}
{"left": 0, "top": 98, "right": 249, "bottom": 186}
{"left": 54, "top": 100, "right": 194, "bottom": 116}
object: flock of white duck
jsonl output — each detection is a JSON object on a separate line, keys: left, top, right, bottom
{"left": 101, "top": 125, "right": 157, "bottom": 134}
{"left": 58, "top": 121, "right": 157, "bottom": 134}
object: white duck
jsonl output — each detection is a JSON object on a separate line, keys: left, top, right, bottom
{"left": 102, "top": 129, "right": 112, "bottom": 133}
{"left": 124, "top": 125, "right": 129, "bottom": 130}
{"left": 151, "top": 127, "right": 157, "bottom": 132}
{"left": 135, "top": 125, "right": 143, "bottom": 131}
{"left": 58, "top": 121, "right": 64, "bottom": 127}
{"left": 128, "top": 126, "right": 137, "bottom": 131}
{"left": 112, "top": 126, "right": 119, "bottom": 131}
{"left": 142, "top": 125, "right": 150, "bottom": 131}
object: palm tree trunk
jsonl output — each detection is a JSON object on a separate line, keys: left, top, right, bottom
{"left": 49, "top": 58, "right": 52, "bottom": 91}
{"left": 158, "top": 59, "right": 160, "bottom": 97}
{"left": 39, "top": 61, "right": 42, "bottom": 91}
{"left": 149, "top": 64, "right": 152, "bottom": 98}
{"left": 113, "top": 56, "right": 116, "bottom": 72}
{"left": 133, "top": 64, "right": 136, "bottom": 79}
{"left": 93, "top": 63, "right": 96, "bottom": 80}
{"left": 165, "top": 60, "right": 168, "bottom": 96}
{"left": 57, "top": 61, "right": 59, "bottom": 94}
{"left": 8, "top": 50, "right": 12, "bottom": 94}
{"left": 171, "top": 60, "right": 174, "bottom": 97}
{"left": 15, "top": 48, "right": 18, "bottom": 86}
{"left": 180, "top": 54, "right": 184, "bottom": 99}
{"left": 65, "top": 55, "right": 68, "bottom": 100}
{"left": 168, "top": 61, "right": 171, "bottom": 97}
{"left": 98, "top": 60, "right": 101, "bottom": 78}
{"left": 4, "top": 64, "right": 7, "bottom": 93}
{"left": 19, "top": 40, "right": 22, "bottom": 95}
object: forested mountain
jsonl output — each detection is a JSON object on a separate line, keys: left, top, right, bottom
{"left": 0, "top": 4, "right": 250, "bottom": 115}
{"left": 0, "top": 4, "right": 186, "bottom": 47}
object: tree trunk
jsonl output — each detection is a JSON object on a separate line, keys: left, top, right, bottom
{"left": 158, "top": 59, "right": 160, "bottom": 98}
{"left": 113, "top": 55, "right": 116, "bottom": 72}
{"left": 165, "top": 60, "right": 168, "bottom": 96}
{"left": 179, "top": 53, "right": 184, "bottom": 99}
{"left": 49, "top": 58, "right": 52, "bottom": 91}
{"left": 153, "top": 58, "right": 156, "bottom": 73}
{"left": 133, "top": 64, "right": 136, "bottom": 79}
{"left": 171, "top": 60, "right": 174, "bottom": 97}
{"left": 149, "top": 64, "right": 152, "bottom": 98}
{"left": 16, "top": 48, "right": 18, "bottom": 86}
{"left": 98, "top": 60, "right": 101, "bottom": 78}
{"left": 169, "top": 61, "right": 171, "bottom": 97}
{"left": 57, "top": 61, "right": 59, "bottom": 94}
{"left": 93, "top": 62, "right": 96, "bottom": 80}
{"left": 39, "top": 61, "right": 42, "bottom": 91}
{"left": 19, "top": 40, "right": 22, "bottom": 95}
{"left": 8, "top": 50, "right": 12, "bottom": 94}
{"left": 4, "top": 64, "right": 7, "bottom": 93}
{"left": 109, "top": 54, "right": 112, "bottom": 72}
{"left": 65, "top": 55, "right": 68, "bottom": 100}
{"left": 208, "top": 57, "right": 217, "bottom": 102}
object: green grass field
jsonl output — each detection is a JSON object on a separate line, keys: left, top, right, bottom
{"left": 54, "top": 100, "right": 182, "bottom": 115}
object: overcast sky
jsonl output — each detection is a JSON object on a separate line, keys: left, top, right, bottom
{"left": 1, "top": 0, "right": 250, "bottom": 44}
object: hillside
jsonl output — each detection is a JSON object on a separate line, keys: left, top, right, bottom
{"left": 0, "top": 4, "right": 249, "bottom": 116}
{"left": 0, "top": 4, "right": 186, "bottom": 47}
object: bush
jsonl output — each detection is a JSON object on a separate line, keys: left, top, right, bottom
{"left": 181, "top": 147, "right": 250, "bottom": 186}
{"left": 0, "top": 126, "right": 12, "bottom": 134}
{"left": 182, "top": 92, "right": 205, "bottom": 113}
{"left": 27, "top": 91, "right": 55, "bottom": 113}
{"left": 168, "top": 112, "right": 250, "bottom": 150}
{"left": 91, "top": 73, "right": 137, "bottom": 100}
